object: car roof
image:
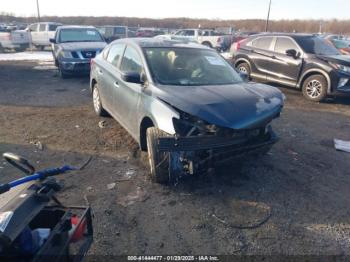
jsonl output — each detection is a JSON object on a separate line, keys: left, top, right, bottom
{"left": 115, "top": 38, "right": 210, "bottom": 49}
{"left": 98, "top": 25, "right": 127, "bottom": 28}
{"left": 58, "top": 25, "right": 96, "bottom": 29}
{"left": 251, "top": 33, "right": 315, "bottom": 39}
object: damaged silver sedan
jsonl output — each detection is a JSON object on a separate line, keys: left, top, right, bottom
{"left": 90, "top": 38, "right": 284, "bottom": 183}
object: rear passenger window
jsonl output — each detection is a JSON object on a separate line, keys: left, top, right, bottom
{"left": 48, "top": 24, "right": 59, "bottom": 31}
{"left": 39, "top": 24, "right": 46, "bottom": 32}
{"left": 252, "top": 37, "right": 273, "bottom": 50}
{"left": 275, "top": 38, "right": 299, "bottom": 54}
{"left": 29, "top": 24, "right": 38, "bottom": 31}
{"left": 106, "top": 44, "right": 126, "bottom": 67}
{"left": 184, "top": 30, "right": 195, "bottom": 36}
{"left": 120, "top": 46, "right": 143, "bottom": 74}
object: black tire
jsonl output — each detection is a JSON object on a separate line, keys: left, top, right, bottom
{"left": 39, "top": 45, "right": 45, "bottom": 51}
{"left": 302, "top": 74, "right": 328, "bottom": 102}
{"left": 146, "top": 127, "right": 170, "bottom": 184}
{"left": 58, "top": 65, "right": 69, "bottom": 79}
{"left": 14, "top": 47, "right": 25, "bottom": 52}
{"left": 92, "top": 84, "right": 108, "bottom": 117}
{"left": 236, "top": 62, "right": 251, "bottom": 78}
{"left": 201, "top": 41, "right": 212, "bottom": 48}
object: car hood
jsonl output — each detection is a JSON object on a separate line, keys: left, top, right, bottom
{"left": 317, "top": 54, "right": 350, "bottom": 66}
{"left": 60, "top": 42, "right": 106, "bottom": 51}
{"left": 154, "top": 82, "right": 284, "bottom": 130}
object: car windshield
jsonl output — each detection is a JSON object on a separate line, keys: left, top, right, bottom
{"left": 296, "top": 36, "right": 341, "bottom": 56}
{"left": 144, "top": 47, "right": 242, "bottom": 86}
{"left": 59, "top": 28, "right": 103, "bottom": 43}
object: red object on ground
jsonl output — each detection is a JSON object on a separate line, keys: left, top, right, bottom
{"left": 70, "top": 215, "right": 86, "bottom": 242}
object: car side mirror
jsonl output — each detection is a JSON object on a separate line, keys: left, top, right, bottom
{"left": 122, "top": 72, "right": 143, "bottom": 84}
{"left": 49, "top": 38, "right": 56, "bottom": 44}
{"left": 286, "top": 49, "right": 299, "bottom": 59}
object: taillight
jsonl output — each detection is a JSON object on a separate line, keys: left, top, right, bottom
{"left": 217, "top": 37, "right": 222, "bottom": 43}
{"left": 233, "top": 39, "right": 245, "bottom": 51}
{"left": 90, "top": 58, "right": 95, "bottom": 69}
{"left": 4, "top": 33, "right": 11, "bottom": 41}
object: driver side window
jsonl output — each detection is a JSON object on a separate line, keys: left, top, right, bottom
{"left": 106, "top": 44, "right": 126, "bottom": 67}
{"left": 120, "top": 46, "right": 143, "bottom": 74}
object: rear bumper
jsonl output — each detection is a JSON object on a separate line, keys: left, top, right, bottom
{"left": 1, "top": 42, "right": 29, "bottom": 49}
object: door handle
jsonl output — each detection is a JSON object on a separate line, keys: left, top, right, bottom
{"left": 114, "top": 81, "right": 120, "bottom": 88}
{"left": 97, "top": 69, "right": 103, "bottom": 75}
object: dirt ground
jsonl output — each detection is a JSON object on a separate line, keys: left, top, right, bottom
{"left": 0, "top": 59, "right": 350, "bottom": 256}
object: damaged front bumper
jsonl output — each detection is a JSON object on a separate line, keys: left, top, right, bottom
{"left": 158, "top": 128, "right": 278, "bottom": 179}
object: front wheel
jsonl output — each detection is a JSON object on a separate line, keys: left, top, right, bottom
{"left": 58, "top": 65, "right": 69, "bottom": 79}
{"left": 302, "top": 75, "right": 327, "bottom": 102}
{"left": 146, "top": 127, "right": 170, "bottom": 184}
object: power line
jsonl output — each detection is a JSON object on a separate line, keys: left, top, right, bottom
{"left": 265, "top": 0, "right": 272, "bottom": 32}
{"left": 36, "top": 0, "right": 41, "bottom": 22}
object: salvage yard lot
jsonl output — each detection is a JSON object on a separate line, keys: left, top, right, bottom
{"left": 0, "top": 58, "right": 350, "bottom": 255}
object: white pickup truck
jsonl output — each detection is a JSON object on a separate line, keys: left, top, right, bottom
{"left": 28, "top": 22, "right": 62, "bottom": 50}
{"left": 0, "top": 30, "right": 30, "bottom": 52}
{"left": 169, "top": 29, "right": 231, "bottom": 51}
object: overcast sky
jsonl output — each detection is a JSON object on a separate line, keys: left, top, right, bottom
{"left": 1, "top": 0, "right": 349, "bottom": 20}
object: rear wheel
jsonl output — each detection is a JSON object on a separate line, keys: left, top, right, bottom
{"left": 146, "top": 127, "right": 170, "bottom": 184}
{"left": 302, "top": 75, "right": 327, "bottom": 102}
{"left": 92, "top": 84, "right": 108, "bottom": 116}
{"left": 201, "top": 41, "right": 212, "bottom": 48}
{"left": 236, "top": 62, "right": 251, "bottom": 78}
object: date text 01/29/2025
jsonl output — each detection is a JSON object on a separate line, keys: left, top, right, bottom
{"left": 127, "top": 256, "right": 220, "bottom": 261}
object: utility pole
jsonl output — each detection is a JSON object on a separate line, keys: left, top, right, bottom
{"left": 36, "top": 0, "right": 41, "bottom": 22}
{"left": 265, "top": 0, "right": 272, "bottom": 32}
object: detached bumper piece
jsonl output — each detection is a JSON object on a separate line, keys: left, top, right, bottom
{"left": 158, "top": 129, "right": 278, "bottom": 181}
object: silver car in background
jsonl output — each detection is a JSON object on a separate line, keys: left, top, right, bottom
{"left": 51, "top": 26, "right": 106, "bottom": 78}
{"left": 90, "top": 38, "right": 284, "bottom": 184}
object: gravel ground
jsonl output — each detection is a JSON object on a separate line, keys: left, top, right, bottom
{"left": 0, "top": 60, "right": 350, "bottom": 256}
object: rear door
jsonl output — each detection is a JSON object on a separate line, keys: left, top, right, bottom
{"left": 248, "top": 36, "right": 274, "bottom": 79}
{"left": 29, "top": 24, "right": 39, "bottom": 45}
{"left": 98, "top": 43, "right": 126, "bottom": 115}
{"left": 268, "top": 36, "right": 303, "bottom": 85}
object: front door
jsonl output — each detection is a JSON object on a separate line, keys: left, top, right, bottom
{"left": 268, "top": 37, "right": 303, "bottom": 85}
{"left": 116, "top": 45, "right": 145, "bottom": 135}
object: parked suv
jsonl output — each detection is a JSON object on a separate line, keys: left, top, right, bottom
{"left": 97, "top": 26, "right": 128, "bottom": 43}
{"left": 234, "top": 33, "right": 350, "bottom": 101}
{"left": 50, "top": 26, "right": 106, "bottom": 78}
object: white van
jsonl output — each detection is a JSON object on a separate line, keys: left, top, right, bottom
{"left": 28, "top": 22, "right": 62, "bottom": 50}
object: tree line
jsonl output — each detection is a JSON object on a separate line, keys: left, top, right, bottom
{"left": 1, "top": 13, "right": 350, "bottom": 34}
